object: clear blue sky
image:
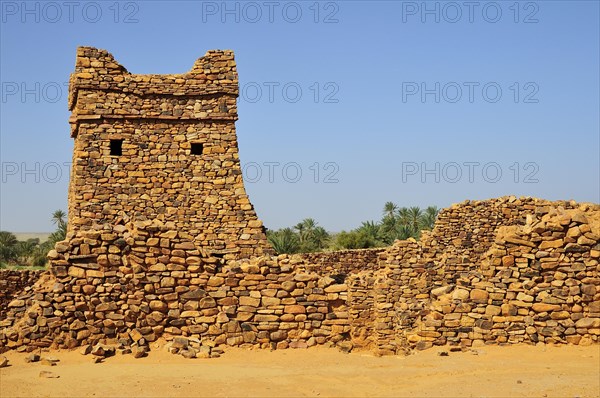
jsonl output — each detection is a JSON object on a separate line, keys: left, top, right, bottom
{"left": 1, "top": 0, "right": 599, "bottom": 232}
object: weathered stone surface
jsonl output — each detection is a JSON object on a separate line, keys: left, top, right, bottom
{"left": 8, "top": 299, "right": 25, "bottom": 308}
{"left": 470, "top": 289, "right": 489, "bottom": 303}
{"left": 0, "top": 54, "right": 598, "bottom": 361}
{"left": 431, "top": 285, "right": 453, "bottom": 297}
{"left": 575, "top": 318, "right": 598, "bottom": 329}
{"left": 532, "top": 303, "right": 561, "bottom": 313}
{"left": 270, "top": 331, "right": 288, "bottom": 342}
{"left": 324, "top": 284, "right": 347, "bottom": 293}
{"left": 284, "top": 305, "right": 306, "bottom": 314}
{"left": 452, "top": 289, "right": 470, "bottom": 300}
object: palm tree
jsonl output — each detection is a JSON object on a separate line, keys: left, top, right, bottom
{"left": 311, "top": 226, "right": 330, "bottom": 250}
{"left": 296, "top": 218, "right": 317, "bottom": 244}
{"left": 301, "top": 218, "right": 317, "bottom": 230}
{"left": 48, "top": 209, "right": 67, "bottom": 245}
{"left": 396, "top": 225, "right": 415, "bottom": 240}
{"left": 383, "top": 202, "right": 398, "bottom": 220}
{"left": 48, "top": 221, "right": 67, "bottom": 244}
{"left": 16, "top": 239, "right": 39, "bottom": 264}
{"left": 32, "top": 242, "right": 52, "bottom": 267}
{"left": 396, "top": 207, "right": 411, "bottom": 227}
{"left": 358, "top": 221, "right": 383, "bottom": 244}
{"left": 407, "top": 207, "right": 422, "bottom": 232}
{"left": 0, "top": 231, "right": 18, "bottom": 263}
{"left": 380, "top": 215, "right": 397, "bottom": 244}
{"left": 268, "top": 228, "right": 300, "bottom": 254}
{"left": 293, "top": 222, "right": 305, "bottom": 242}
{"left": 30, "top": 209, "right": 69, "bottom": 267}
{"left": 51, "top": 210, "right": 66, "bottom": 227}
{"left": 419, "top": 206, "right": 439, "bottom": 230}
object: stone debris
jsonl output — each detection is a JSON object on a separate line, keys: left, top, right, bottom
{"left": 180, "top": 349, "right": 197, "bottom": 359}
{"left": 91, "top": 344, "right": 116, "bottom": 358}
{"left": 90, "top": 345, "right": 105, "bottom": 357}
{"left": 165, "top": 337, "right": 222, "bottom": 359}
{"left": 41, "top": 358, "right": 58, "bottom": 366}
{"left": 0, "top": 355, "right": 8, "bottom": 367}
{"left": 120, "top": 347, "right": 132, "bottom": 355}
{"left": 39, "top": 371, "right": 59, "bottom": 378}
{"left": 131, "top": 346, "right": 147, "bottom": 359}
{"left": 25, "top": 353, "right": 40, "bottom": 363}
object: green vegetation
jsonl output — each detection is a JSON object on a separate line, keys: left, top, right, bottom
{"left": 267, "top": 218, "right": 330, "bottom": 254}
{"left": 0, "top": 210, "right": 67, "bottom": 269}
{"left": 1, "top": 203, "right": 439, "bottom": 264}
{"left": 267, "top": 203, "right": 439, "bottom": 254}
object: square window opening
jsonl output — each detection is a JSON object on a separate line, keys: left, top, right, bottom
{"left": 110, "top": 139, "right": 123, "bottom": 156}
{"left": 191, "top": 143, "right": 204, "bottom": 155}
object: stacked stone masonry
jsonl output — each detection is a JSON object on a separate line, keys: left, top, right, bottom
{"left": 67, "top": 46, "right": 271, "bottom": 260}
{"left": 2, "top": 197, "right": 597, "bottom": 355}
{"left": 297, "top": 249, "right": 385, "bottom": 276}
{"left": 0, "top": 48, "right": 598, "bottom": 356}
{"left": 373, "top": 198, "right": 600, "bottom": 354}
{"left": 0, "top": 270, "right": 43, "bottom": 320}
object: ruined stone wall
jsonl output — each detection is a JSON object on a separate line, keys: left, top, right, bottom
{"left": 67, "top": 47, "right": 271, "bottom": 260}
{"left": 430, "top": 197, "right": 578, "bottom": 281}
{"left": 1, "top": 197, "right": 598, "bottom": 355}
{"left": 0, "top": 220, "right": 351, "bottom": 353}
{"left": 0, "top": 270, "right": 43, "bottom": 320}
{"left": 1, "top": 48, "right": 598, "bottom": 356}
{"left": 363, "top": 198, "right": 600, "bottom": 354}
{"left": 346, "top": 271, "right": 378, "bottom": 350}
{"left": 296, "top": 248, "right": 385, "bottom": 276}
{"left": 408, "top": 204, "right": 600, "bottom": 349}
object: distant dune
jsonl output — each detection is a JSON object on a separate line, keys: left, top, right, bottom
{"left": 12, "top": 233, "right": 52, "bottom": 243}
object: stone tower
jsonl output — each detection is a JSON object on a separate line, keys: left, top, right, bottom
{"left": 64, "top": 46, "right": 272, "bottom": 260}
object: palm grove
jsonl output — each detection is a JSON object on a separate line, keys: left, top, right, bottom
{"left": 0, "top": 203, "right": 439, "bottom": 267}
{"left": 267, "top": 203, "right": 439, "bottom": 254}
{"left": 0, "top": 210, "right": 66, "bottom": 268}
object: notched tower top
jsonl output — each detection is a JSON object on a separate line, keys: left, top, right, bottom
{"left": 68, "top": 46, "right": 240, "bottom": 137}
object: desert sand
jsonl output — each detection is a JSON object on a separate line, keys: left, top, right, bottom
{"left": 1, "top": 344, "right": 599, "bottom": 398}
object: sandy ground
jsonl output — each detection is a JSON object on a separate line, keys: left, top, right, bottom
{"left": 1, "top": 344, "right": 599, "bottom": 398}
{"left": 11, "top": 233, "right": 51, "bottom": 243}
